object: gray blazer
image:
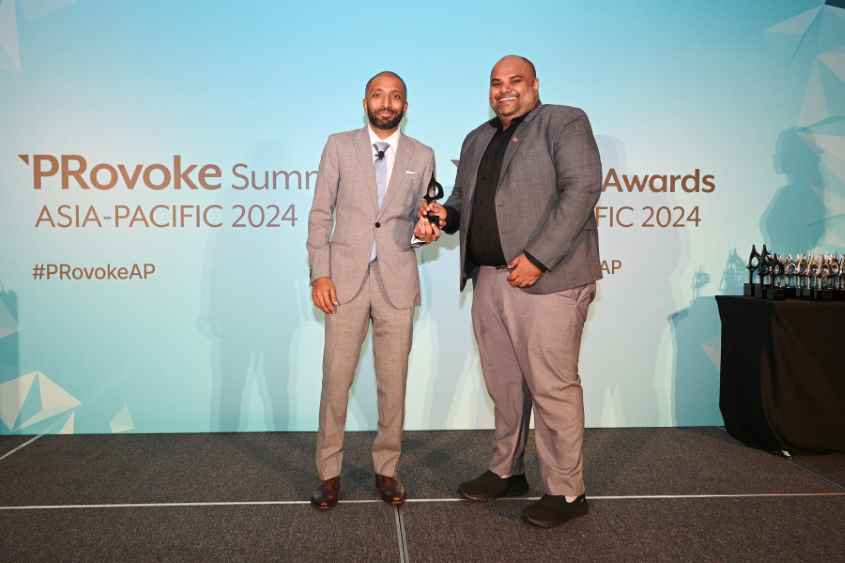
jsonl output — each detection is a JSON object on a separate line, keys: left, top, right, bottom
{"left": 307, "top": 126, "right": 435, "bottom": 309}
{"left": 444, "top": 104, "right": 603, "bottom": 294}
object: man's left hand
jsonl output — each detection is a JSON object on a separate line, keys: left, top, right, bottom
{"left": 414, "top": 213, "right": 441, "bottom": 243}
{"left": 507, "top": 254, "right": 543, "bottom": 288}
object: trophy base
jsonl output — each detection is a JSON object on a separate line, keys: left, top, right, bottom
{"left": 798, "top": 287, "right": 816, "bottom": 299}
{"left": 743, "top": 283, "right": 758, "bottom": 297}
{"left": 816, "top": 289, "right": 838, "bottom": 301}
{"left": 764, "top": 287, "right": 786, "bottom": 300}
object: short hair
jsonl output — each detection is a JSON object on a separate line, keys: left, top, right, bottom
{"left": 364, "top": 71, "right": 407, "bottom": 99}
{"left": 493, "top": 55, "right": 537, "bottom": 80}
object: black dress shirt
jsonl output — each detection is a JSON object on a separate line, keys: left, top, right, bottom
{"left": 446, "top": 113, "right": 547, "bottom": 272}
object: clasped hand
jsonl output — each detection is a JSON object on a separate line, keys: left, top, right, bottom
{"left": 414, "top": 201, "right": 445, "bottom": 243}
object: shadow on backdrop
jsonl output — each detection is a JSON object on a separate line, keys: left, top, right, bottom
{"left": 668, "top": 268, "right": 724, "bottom": 427}
{"left": 760, "top": 128, "right": 827, "bottom": 254}
{"left": 589, "top": 135, "right": 664, "bottom": 428}
{"left": 669, "top": 125, "right": 836, "bottom": 427}
{"left": 200, "top": 141, "right": 302, "bottom": 432}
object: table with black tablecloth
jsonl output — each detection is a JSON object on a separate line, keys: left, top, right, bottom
{"left": 716, "top": 296, "right": 845, "bottom": 453}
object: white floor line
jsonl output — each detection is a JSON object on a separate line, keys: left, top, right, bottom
{"left": 1, "top": 492, "right": 843, "bottom": 511}
{"left": 0, "top": 434, "right": 46, "bottom": 462}
{"left": 393, "top": 506, "right": 409, "bottom": 563}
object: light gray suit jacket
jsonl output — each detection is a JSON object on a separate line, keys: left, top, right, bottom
{"left": 307, "top": 126, "right": 435, "bottom": 309}
{"left": 444, "top": 104, "right": 603, "bottom": 294}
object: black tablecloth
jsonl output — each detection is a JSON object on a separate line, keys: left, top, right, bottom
{"left": 716, "top": 296, "right": 845, "bottom": 453}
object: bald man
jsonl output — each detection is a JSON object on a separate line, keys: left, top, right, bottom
{"left": 308, "top": 71, "right": 439, "bottom": 510}
{"left": 424, "top": 55, "right": 602, "bottom": 528}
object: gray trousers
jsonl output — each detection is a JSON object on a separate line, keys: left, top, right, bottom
{"left": 315, "top": 262, "right": 414, "bottom": 480}
{"left": 472, "top": 266, "right": 595, "bottom": 496}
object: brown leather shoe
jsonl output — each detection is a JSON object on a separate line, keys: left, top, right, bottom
{"left": 375, "top": 474, "right": 407, "bottom": 505}
{"left": 310, "top": 477, "right": 340, "bottom": 510}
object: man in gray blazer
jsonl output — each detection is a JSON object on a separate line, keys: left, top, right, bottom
{"left": 424, "top": 55, "right": 602, "bottom": 528}
{"left": 307, "top": 71, "right": 439, "bottom": 510}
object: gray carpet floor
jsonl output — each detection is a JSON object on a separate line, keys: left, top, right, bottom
{"left": 0, "top": 429, "right": 843, "bottom": 562}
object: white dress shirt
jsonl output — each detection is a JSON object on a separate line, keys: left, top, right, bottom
{"left": 367, "top": 125, "right": 401, "bottom": 194}
{"left": 367, "top": 124, "right": 428, "bottom": 247}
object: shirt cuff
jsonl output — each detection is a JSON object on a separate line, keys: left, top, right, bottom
{"left": 410, "top": 235, "right": 427, "bottom": 247}
{"left": 524, "top": 251, "right": 548, "bottom": 272}
{"left": 443, "top": 205, "right": 461, "bottom": 234}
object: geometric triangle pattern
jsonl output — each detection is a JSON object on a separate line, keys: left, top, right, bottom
{"left": 57, "top": 411, "right": 75, "bottom": 434}
{"left": 16, "top": 374, "right": 43, "bottom": 429}
{"left": 0, "top": 293, "right": 17, "bottom": 339}
{"left": 767, "top": 6, "right": 822, "bottom": 36}
{"left": 819, "top": 47, "right": 845, "bottom": 80}
{"left": 811, "top": 133, "right": 845, "bottom": 175}
{"left": 0, "top": 371, "right": 35, "bottom": 430}
{"left": 19, "top": 371, "right": 82, "bottom": 429}
{"left": 0, "top": 371, "right": 81, "bottom": 431}
{"left": 817, "top": 58, "right": 845, "bottom": 118}
{"left": 0, "top": 0, "right": 21, "bottom": 72}
{"left": 110, "top": 404, "right": 134, "bottom": 433}
{"left": 702, "top": 338, "right": 722, "bottom": 370}
{"left": 0, "top": 0, "right": 76, "bottom": 73}
{"left": 800, "top": 64, "right": 831, "bottom": 127}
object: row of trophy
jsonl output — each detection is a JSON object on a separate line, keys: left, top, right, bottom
{"left": 744, "top": 245, "right": 845, "bottom": 300}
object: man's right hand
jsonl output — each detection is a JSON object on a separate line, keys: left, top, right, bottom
{"left": 311, "top": 277, "right": 338, "bottom": 314}
{"left": 419, "top": 202, "right": 448, "bottom": 226}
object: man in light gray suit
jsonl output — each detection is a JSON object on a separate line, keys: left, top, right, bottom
{"left": 307, "top": 71, "right": 440, "bottom": 510}
{"left": 424, "top": 55, "right": 602, "bottom": 528}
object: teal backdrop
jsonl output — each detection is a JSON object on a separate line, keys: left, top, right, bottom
{"left": 1, "top": 0, "right": 843, "bottom": 434}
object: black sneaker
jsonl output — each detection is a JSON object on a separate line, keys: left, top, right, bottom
{"left": 521, "top": 494, "right": 588, "bottom": 528}
{"left": 457, "top": 470, "right": 530, "bottom": 501}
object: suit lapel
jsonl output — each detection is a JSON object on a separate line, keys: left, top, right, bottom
{"left": 499, "top": 106, "right": 542, "bottom": 185}
{"left": 378, "top": 135, "right": 414, "bottom": 219}
{"left": 499, "top": 133, "right": 524, "bottom": 183}
{"left": 355, "top": 127, "right": 379, "bottom": 216}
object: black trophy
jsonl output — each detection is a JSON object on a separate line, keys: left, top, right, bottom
{"left": 764, "top": 253, "right": 786, "bottom": 300}
{"left": 796, "top": 255, "right": 813, "bottom": 299}
{"left": 754, "top": 244, "right": 771, "bottom": 298}
{"left": 744, "top": 244, "right": 761, "bottom": 297}
{"left": 817, "top": 254, "right": 837, "bottom": 301}
{"left": 835, "top": 256, "right": 845, "bottom": 300}
{"left": 424, "top": 176, "right": 444, "bottom": 226}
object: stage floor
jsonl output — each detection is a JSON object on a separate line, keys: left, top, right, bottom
{"left": 1, "top": 428, "right": 843, "bottom": 562}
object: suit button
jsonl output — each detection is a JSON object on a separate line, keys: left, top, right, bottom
{"left": 375, "top": 222, "right": 381, "bottom": 228}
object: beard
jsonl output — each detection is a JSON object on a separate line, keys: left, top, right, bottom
{"left": 367, "top": 107, "right": 404, "bottom": 130}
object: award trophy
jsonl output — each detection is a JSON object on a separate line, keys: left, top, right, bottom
{"left": 796, "top": 255, "right": 812, "bottom": 299}
{"left": 834, "top": 255, "right": 845, "bottom": 300}
{"left": 744, "top": 245, "right": 761, "bottom": 297}
{"left": 817, "top": 254, "right": 837, "bottom": 301}
{"left": 754, "top": 244, "right": 771, "bottom": 298}
{"left": 782, "top": 255, "right": 797, "bottom": 298}
{"left": 806, "top": 254, "right": 821, "bottom": 299}
{"left": 762, "top": 252, "right": 785, "bottom": 300}
{"left": 424, "top": 176, "right": 444, "bottom": 226}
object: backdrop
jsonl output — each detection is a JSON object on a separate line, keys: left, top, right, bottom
{"left": 1, "top": 0, "right": 843, "bottom": 435}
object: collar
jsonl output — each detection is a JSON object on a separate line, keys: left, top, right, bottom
{"left": 367, "top": 125, "right": 401, "bottom": 150}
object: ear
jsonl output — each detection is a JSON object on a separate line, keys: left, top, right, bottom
{"left": 533, "top": 78, "right": 540, "bottom": 94}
